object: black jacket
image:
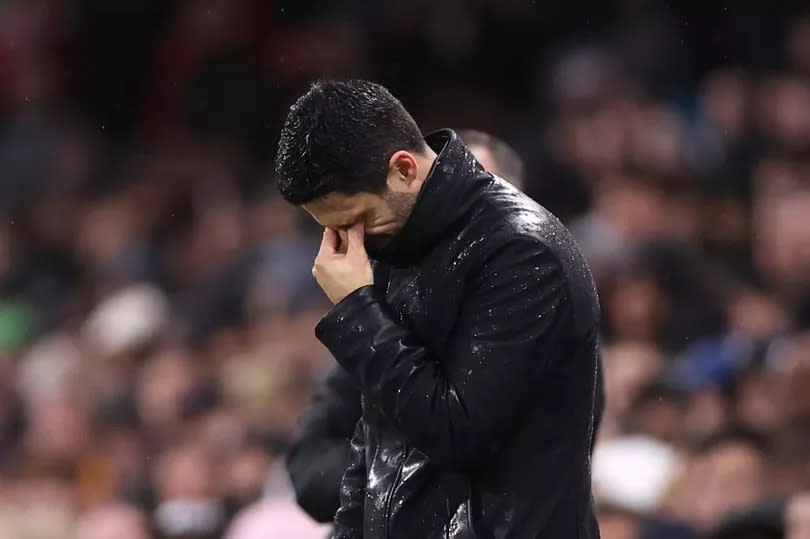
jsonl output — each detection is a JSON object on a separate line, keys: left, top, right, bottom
{"left": 315, "top": 130, "right": 602, "bottom": 538}
{"left": 288, "top": 368, "right": 604, "bottom": 526}
{"left": 287, "top": 364, "right": 362, "bottom": 522}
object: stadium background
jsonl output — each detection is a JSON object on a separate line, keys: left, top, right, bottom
{"left": 2, "top": 0, "right": 810, "bottom": 537}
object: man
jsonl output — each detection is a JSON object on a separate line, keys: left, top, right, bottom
{"left": 275, "top": 79, "right": 602, "bottom": 538}
{"left": 456, "top": 129, "right": 526, "bottom": 191}
{"left": 285, "top": 129, "right": 531, "bottom": 525}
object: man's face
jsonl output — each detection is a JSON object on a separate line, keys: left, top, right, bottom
{"left": 302, "top": 187, "right": 418, "bottom": 256}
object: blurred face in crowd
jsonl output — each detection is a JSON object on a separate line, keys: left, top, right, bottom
{"left": 691, "top": 441, "right": 766, "bottom": 531}
{"left": 778, "top": 332, "right": 810, "bottom": 420}
{"left": 155, "top": 445, "right": 216, "bottom": 501}
{"left": 727, "top": 287, "right": 790, "bottom": 340}
{"left": 301, "top": 150, "right": 431, "bottom": 255}
{"left": 757, "top": 76, "right": 810, "bottom": 150}
{"left": 606, "top": 272, "right": 668, "bottom": 343}
{"left": 627, "top": 393, "right": 685, "bottom": 444}
{"left": 734, "top": 369, "right": 788, "bottom": 434}
{"left": 223, "top": 445, "right": 272, "bottom": 507}
{"left": 627, "top": 105, "right": 684, "bottom": 174}
{"left": 683, "top": 390, "right": 731, "bottom": 441}
{"left": 754, "top": 188, "right": 810, "bottom": 290}
{"left": 26, "top": 391, "right": 90, "bottom": 463}
{"left": 787, "top": 492, "right": 810, "bottom": 539}
{"left": 136, "top": 349, "right": 197, "bottom": 434}
{"left": 153, "top": 445, "right": 225, "bottom": 539}
{"left": 602, "top": 342, "right": 663, "bottom": 418}
{"left": 76, "top": 505, "right": 149, "bottom": 539}
{"left": 701, "top": 70, "right": 749, "bottom": 140}
{"left": 593, "top": 174, "right": 668, "bottom": 243}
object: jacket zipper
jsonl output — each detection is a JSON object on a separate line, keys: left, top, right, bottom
{"left": 383, "top": 439, "right": 408, "bottom": 537}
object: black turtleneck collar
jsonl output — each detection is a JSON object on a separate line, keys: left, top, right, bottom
{"left": 374, "top": 129, "right": 493, "bottom": 268}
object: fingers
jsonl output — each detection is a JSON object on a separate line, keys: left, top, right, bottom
{"left": 346, "top": 221, "right": 367, "bottom": 257}
{"left": 318, "top": 227, "right": 340, "bottom": 256}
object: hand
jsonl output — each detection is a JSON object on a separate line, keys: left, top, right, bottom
{"left": 312, "top": 222, "right": 374, "bottom": 304}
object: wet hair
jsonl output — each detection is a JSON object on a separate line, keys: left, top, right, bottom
{"left": 275, "top": 79, "right": 426, "bottom": 205}
{"left": 456, "top": 129, "right": 526, "bottom": 186}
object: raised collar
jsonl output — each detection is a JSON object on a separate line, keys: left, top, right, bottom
{"left": 374, "top": 129, "right": 493, "bottom": 268}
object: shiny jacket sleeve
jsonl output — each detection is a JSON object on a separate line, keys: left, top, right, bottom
{"left": 333, "top": 419, "right": 366, "bottom": 538}
{"left": 315, "top": 238, "right": 568, "bottom": 470}
{"left": 286, "top": 365, "right": 362, "bottom": 523}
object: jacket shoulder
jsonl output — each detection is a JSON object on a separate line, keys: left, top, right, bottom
{"left": 475, "top": 179, "right": 600, "bottom": 336}
{"left": 475, "top": 179, "right": 572, "bottom": 252}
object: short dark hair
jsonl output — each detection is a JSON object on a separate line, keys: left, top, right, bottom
{"left": 275, "top": 80, "right": 426, "bottom": 205}
{"left": 456, "top": 129, "right": 526, "bottom": 186}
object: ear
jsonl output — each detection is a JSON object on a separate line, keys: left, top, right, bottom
{"left": 386, "top": 151, "right": 419, "bottom": 190}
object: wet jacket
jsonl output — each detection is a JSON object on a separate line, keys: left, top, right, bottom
{"left": 287, "top": 364, "right": 361, "bottom": 522}
{"left": 316, "top": 130, "right": 602, "bottom": 539}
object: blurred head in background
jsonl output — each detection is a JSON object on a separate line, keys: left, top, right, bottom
{"left": 456, "top": 129, "right": 526, "bottom": 190}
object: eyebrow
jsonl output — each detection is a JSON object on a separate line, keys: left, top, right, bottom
{"left": 335, "top": 214, "right": 363, "bottom": 229}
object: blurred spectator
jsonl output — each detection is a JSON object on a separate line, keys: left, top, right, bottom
{"left": 76, "top": 504, "right": 150, "bottom": 539}
{"left": 787, "top": 490, "right": 810, "bottom": 539}
{"left": 153, "top": 443, "right": 226, "bottom": 539}
{"left": 456, "top": 128, "right": 526, "bottom": 190}
{"left": 667, "top": 430, "right": 770, "bottom": 533}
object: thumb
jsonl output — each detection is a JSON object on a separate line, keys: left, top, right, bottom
{"left": 346, "top": 222, "right": 367, "bottom": 257}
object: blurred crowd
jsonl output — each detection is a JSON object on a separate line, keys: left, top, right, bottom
{"left": 2, "top": 0, "right": 810, "bottom": 538}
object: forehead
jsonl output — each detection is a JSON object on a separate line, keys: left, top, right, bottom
{"left": 302, "top": 192, "right": 375, "bottom": 228}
